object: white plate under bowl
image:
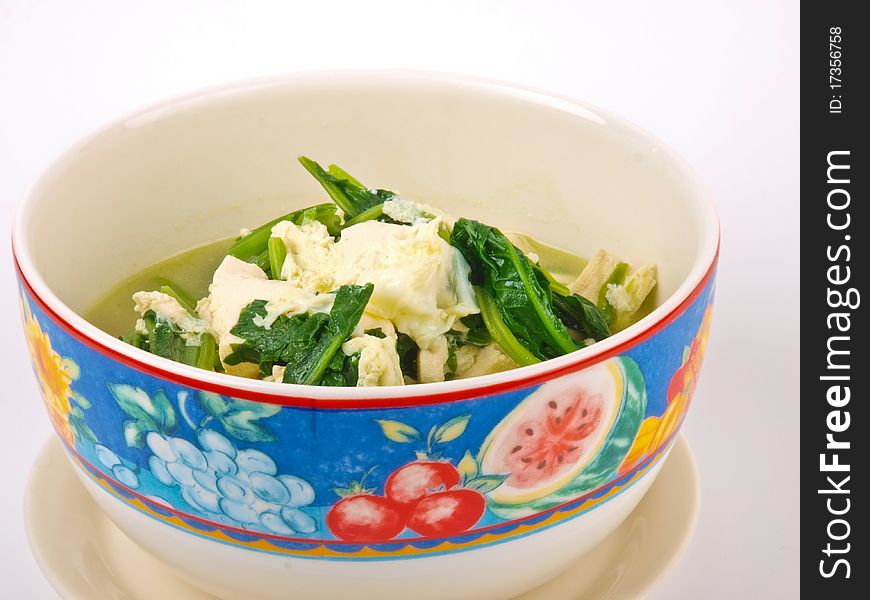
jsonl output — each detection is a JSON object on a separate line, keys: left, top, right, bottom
{"left": 25, "top": 435, "right": 699, "bottom": 600}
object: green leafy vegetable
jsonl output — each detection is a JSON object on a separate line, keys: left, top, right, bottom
{"left": 396, "top": 333, "right": 419, "bottom": 380}
{"left": 157, "top": 280, "right": 199, "bottom": 316}
{"left": 267, "top": 236, "right": 287, "bottom": 280}
{"left": 534, "top": 265, "right": 570, "bottom": 297}
{"left": 250, "top": 249, "right": 272, "bottom": 274}
{"left": 445, "top": 346, "right": 458, "bottom": 375}
{"left": 134, "top": 310, "right": 218, "bottom": 370}
{"left": 598, "top": 262, "right": 629, "bottom": 324}
{"left": 283, "top": 284, "right": 373, "bottom": 385}
{"left": 225, "top": 302, "right": 327, "bottom": 375}
{"left": 474, "top": 287, "right": 540, "bottom": 366}
{"left": 298, "top": 156, "right": 395, "bottom": 219}
{"left": 445, "top": 314, "right": 491, "bottom": 373}
{"left": 120, "top": 329, "right": 146, "bottom": 349}
{"left": 457, "top": 314, "right": 492, "bottom": 347}
{"left": 195, "top": 332, "right": 218, "bottom": 371}
{"left": 320, "top": 351, "right": 361, "bottom": 387}
{"left": 365, "top": 328, "right": 387, "bottom": 339}
{"left": 225, "top": 284, "right": 374, "bottom": 386}
{"left": 451, "top": 218, "right": 577, "bottom": 361}
{"left": 552, "top": 293, "right": 612, "bottom": 341}
{"left": 228, "top": 203, "right": 341, "bottom": 264}
{"left": 343, "top": 203, "right": 385, "bottom": 227}
{"left": 143, "top": 311, "right": 186, "bottom": 363}
{"left": 327, "top": 163, "right": 364, "bottom": 187}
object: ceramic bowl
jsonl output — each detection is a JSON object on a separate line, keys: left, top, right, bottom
{"left": 13, "top": 71, "right": 718, "bottom": 600}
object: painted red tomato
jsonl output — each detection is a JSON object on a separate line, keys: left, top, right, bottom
{"left": 407, "top": 489, "right": 486, "bottom": 537}
{"left": 326, "top": 495, "right": 406, "bottom": 542}
{"left": 385, "top": 461, "right": 461, "bottom": 506}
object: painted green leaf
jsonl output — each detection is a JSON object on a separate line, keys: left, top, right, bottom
{"left": 195, "top": 391, "right": 229, "bottom": 418}
{"left": 376, "top": 420, "right": 421, "bottom": 443}
{"left": 62, "top": 358, "right": 80, "bottom": 381}
{"left": 457, "top": 450, "right": 478, "bottom": 482}
{"left": 72, "top": 392, "right": 91, "bottom": 409}
{"left": 123, "top": 421, "right": 149, "bottom": 448}
{"left": 221, "top": 410, "right": 278, "bottom": 443}
{"left": 150, "top": 390, "right": 177, "bottom": 432}
{"left": 433, "top": 414, "right": 470, "bottom": 444}
{"left": 230, "top": 399, "right": 281, "bottom": 421}
{"left": 465, "top": 474, "right": 508, "bottom": 494}
{"left": 108, "top": 384, "right": 178, "bottom": 445}
{"left": 195, "top": 392, "right": 280, "bottom": 442}
{"left": 68, "top": 414, "right": 96, "bottom": 443}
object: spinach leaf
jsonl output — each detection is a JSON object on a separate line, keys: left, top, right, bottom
{"left": 267, "top": 237, "right": 287, "bottom": 281}
{"left": 598, "top": 262, "right": 629, "bottom": 324}
{"left": 224, "top": 301, "right": 328, "bottom": 372}
{"left": 228, "top": 202, "right": 341, "bottom": 266}
{"left": 450, "top": 218, "right": 577, "bottom": 361}
{"left": 445, "top": 313, "right": 492, "bottom": 368}
{"left": 321, "top": 351, "right": 361, "bottom": 387}
{"left": 396, "top": 333, "right": 419, "bottom": 380}
{"left": 285, "top": 283, "right": 373, "bottom": 384}
{"left": 120, "top": 329, "right": 147, "bottom": 349}
{"left": 133, "top": 311, "right": 217, "bottom": 371}
{"left": 298, "top": 156, "right": 395, "bottom": 219}
{"left": 142, "top": 311, "right": 187, "bottom": 363}
{"left": 458, "top": 314, "right": 492, "bottom": 347}
{"left": 156, "top": 280, "right": 200, "bottom": 315}
{"left": 552, "top": 293, "right": 612, "bottom": 341}
{"left": 474, "top": 287, "right": 539, "bottom": 366}
{"left": 225, "top": 284, "right": 373, "bottom": 386}
{"left": 343, "top": 203, "right": 385, "bottom": 227}
{"left": 446, "top": 346, "right": 458, "bottom": 376}
{"left": 533, "top": 265, "right": 570, "bottom": 297}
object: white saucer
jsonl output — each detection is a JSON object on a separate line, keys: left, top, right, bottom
{"left": 25, "top": 435, "right": 699, "bottom": 600}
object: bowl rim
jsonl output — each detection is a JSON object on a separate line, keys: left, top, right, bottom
{"left": 12, "top": 69, "right": 720, "bottom": 408}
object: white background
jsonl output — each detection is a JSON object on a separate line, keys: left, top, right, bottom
{"left": 0, "top": 1, "right": 799, "bottom": 598}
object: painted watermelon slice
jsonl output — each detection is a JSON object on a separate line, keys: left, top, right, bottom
{"left": 479, "top": 357, "right": 647, "bottom": 519}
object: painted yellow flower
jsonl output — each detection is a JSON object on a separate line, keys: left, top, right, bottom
{"left": 22, "top": 297, "right": 75, "bottom": 447}
{"left": 618, "top": 304, "right": 713, "bottom": 475}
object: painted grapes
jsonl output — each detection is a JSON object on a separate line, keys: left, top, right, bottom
{"left": 102, "top": 384, "right": 318, "bottom": 535}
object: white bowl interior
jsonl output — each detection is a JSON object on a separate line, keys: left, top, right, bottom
{"left": 19, "top": 73, "right": 709, "bottom": 315}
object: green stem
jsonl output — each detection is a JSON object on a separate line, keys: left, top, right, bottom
{"left": 181, "top": 344, "right": 202, "bottom": 367}
{"left": 157, "top": 280, "right": 199, "bottom": 316}
{"left": 120, "top": 329, "right": 146, "bottom": 349}
{"left": 505, "top": 245, "right": 576, "bottom": 355}
{"left": 196, "top": 334, "right": 218, "bottom": 371}
{"left": 267, "top": 237, "right": 287, "bottom": 280}
{"left": 343, "top": 203, "right": 384, "bottom": 228}
{"left": 437, "top": 222, "right": 451, "bottom": 243}
{"left": 474, "top": 287, "right": 540, "bottom": 367}
{"left": 227, "top": 203, "right": 339, "bottom": 261}
{"left": 298, "top": 156, "right": 357, "bottom": 217}
{"left": 598, "top": 262, "right": 629, "bottom": 323}
{"left": 537, "top": 267, "right": 570, "bottom": 297}
{"left": 328, "top": 164, "right": 364, "bottom": 187}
